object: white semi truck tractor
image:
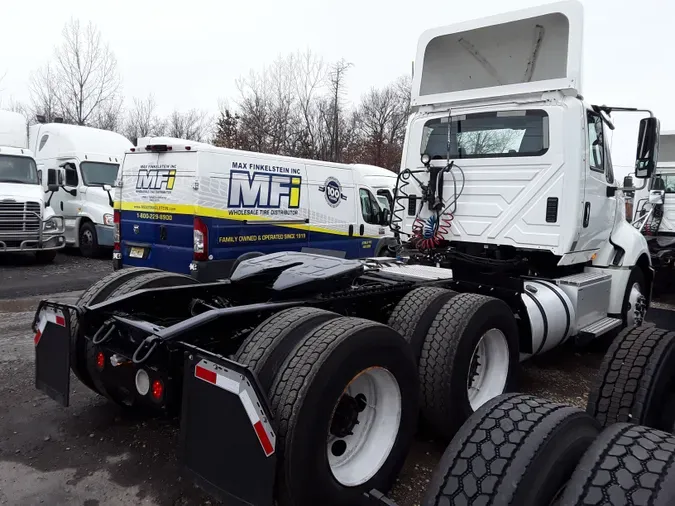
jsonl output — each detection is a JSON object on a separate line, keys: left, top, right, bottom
{"left": 0, "top": 111, "right": 65, "bottom": 263}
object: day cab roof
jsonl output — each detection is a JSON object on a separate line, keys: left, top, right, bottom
{"left": 30, "top": 123, "right": 133, "bottom": 162}
{"left": 411, "top": 0, "right": 583, "bottom": 109}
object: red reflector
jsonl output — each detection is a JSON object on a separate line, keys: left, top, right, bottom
{"left": 185, "top": 146, "right": 191, "bottom": 151}
{"left": 96, "top": 352, "right": 105, "bottom": 370}
{"left": 195, "top": 365, "right": 217, "bottom": 384}
{"left": 55, "top": 315, "right": 66, "bottom": 327}
{"left": 130, "top": 147, "right": 136, "bottom": 152}
{"left": 34, "top": 330, "right": 42, "bottom": 346}
{"left": 151, "top": 380, "right": 164, "bottom": 400}
{"left": 253, "top": 421, "right": 275, "bottom": 456}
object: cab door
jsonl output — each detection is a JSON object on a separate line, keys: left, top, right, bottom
{"left": 356, "top": 187, "right": 386, "bottom": 256}
{"left": 58, "top": 160, "right": 81, "bottom": 245}
{"left": 574, "top": 111, "right": 616, "bottom": 253}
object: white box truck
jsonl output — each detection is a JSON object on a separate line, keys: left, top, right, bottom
{"left": 0, "top": 111, "right": 65, "bottom": 262}
{"left": 112, "top": 137, "right": 398, "bottom": 279}
{"left": 29, "top": 123, "right": 133, "bottom": 257}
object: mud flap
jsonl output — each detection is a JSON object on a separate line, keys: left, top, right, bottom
{"left": 34, "top": 303, "right": 71, "bottom": 407}
{"left": 180, "top": 352, "right": 276, "bottom": 506}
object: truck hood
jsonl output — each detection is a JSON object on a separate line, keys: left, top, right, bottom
{"left": 0, "top": 182, "right": 44, "bottom": 203}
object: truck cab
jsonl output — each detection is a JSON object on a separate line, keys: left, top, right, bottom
{"left": 29, "top": 123, "right": 133, "bottom": 257}
{"left": 0, "top": 111, "right": 65, "bottom": 262}
{"left": 351, "top": 164, "right": 398, "bottom": 212}
{"left": 394, "top": 0, "right": 657, "bottom": 350}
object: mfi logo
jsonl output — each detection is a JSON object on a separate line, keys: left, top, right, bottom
{"left": 136, "top": 169, "right": 176, "bottom": 191}
{"left": 228, "top": 170, "right": 301, "bottom": 208}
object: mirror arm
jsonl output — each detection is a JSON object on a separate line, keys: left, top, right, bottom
{"left": 617, "top": 179, "right": 648, "bottom": 193}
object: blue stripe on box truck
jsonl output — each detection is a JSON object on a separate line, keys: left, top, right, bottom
{"left": 120, "top": 211, "right": 379, "bottom": 274}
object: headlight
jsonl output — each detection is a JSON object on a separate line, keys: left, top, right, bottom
{"left": 103, "top": 213, "right": 114, "bottom": 226}
{"left": 43, "top": 216, "right": 64, "bottom": 232}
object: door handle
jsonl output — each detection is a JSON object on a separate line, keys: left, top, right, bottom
{"left": 348, "top": 225, "right": 354, "bottom": 237}
{"left": 160, "top": 225, "right": 167, "bottom": 241}
{"left": 583, "top": 202, "right": 591, "bottom": 228}
{"left": 60, "top": 202, "right": 63, "bottom": 211}
{"left": 359, "top": 224, "right": 365, "bottom": 236}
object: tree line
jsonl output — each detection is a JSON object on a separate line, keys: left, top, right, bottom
{"left": 4, "top": 19, "right": 410, "bottom": 171}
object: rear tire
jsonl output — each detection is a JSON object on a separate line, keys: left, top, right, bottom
{"left": 269, "top": 317, "right": 418, "bottom": 506}
{"left": 423, "top": 394, "right": 599, "bottom": 506}
{"left": 35, "top": 250, "right": 57, "bottom": 264}
{"left": 387, "top": 287, "right": 457, "bottom": 363}
{"left": 79, "top": 221, "right": 100, "bottom": 258}
{"left": 70, "top": 267, "right": 158, "bottom": 393}
{"left": 234, "top": 307, "right": 341, "bottom": 393}
{"left": 560, "top": 423, "right": 675, "bottom": 506}
{"left": 419, "top": 293, "right": 519, "bottom": 441}
{"left": 86, "top": 271, "right": 198, "bottom": 406}
{"left": 587, "top": 326, "right": 675, "bottom": 431}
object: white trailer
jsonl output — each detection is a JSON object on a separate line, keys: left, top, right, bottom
{"left": 29, "top": 123, "right": 133, "bottom": 257}
{"left": 0, "top": 111, "right": 65, "bottom": 262}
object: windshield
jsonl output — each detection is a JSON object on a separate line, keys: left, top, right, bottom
{"left": 652, "top": 173, "right": 675, "bottom": 193}
{"left": 0, "top": 155, "right": 39, "bottom": 185}
{"left": 421, "top": 110, "right": 549, "bottom": 160}
{"left": 80, "top": 161, "right": 120, "bottom": 186}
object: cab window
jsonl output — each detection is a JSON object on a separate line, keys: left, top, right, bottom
{"left": 587, "top": 112, "right": 614, "bottom": 184}
{"left": 64, "top": 163, "right": 79, "bottom": 187}
{"left": 359, "top": 188, "right": 381, "bottom": 225}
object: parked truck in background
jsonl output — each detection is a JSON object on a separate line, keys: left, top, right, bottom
{"left": 627, "top": 131, "right": 675, "bottom": 282}
{"left": 112, "top": 137, "right": 397, "bottom": 280}
{"left": 29, "top": 122, "right": 133, "bottom": 257}
{"left": 0, "top": 111, "right": 65, "bottom": 263}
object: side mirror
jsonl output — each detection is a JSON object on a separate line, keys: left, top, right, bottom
{"left": 635, "top": 117, "right": 660, "bottom": 179}
{"left": 380, "top": 209, "right": 391, "bottom": 226}
{"left": 623, "top": 175, "right": 634, "bottom": 188}
{"left": 103, "top": 184, "right": 112, "bottom": 192}
{"left": 46, "top": 168, "right": 66, "bottom": 192}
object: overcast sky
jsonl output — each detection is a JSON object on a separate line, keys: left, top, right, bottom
{"left": 1, "top": 0, "right": 672, "bottom": 175}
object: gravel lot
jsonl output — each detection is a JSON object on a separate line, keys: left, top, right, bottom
{"left": 0, "top": 258, "right": 673, "bottom": 505}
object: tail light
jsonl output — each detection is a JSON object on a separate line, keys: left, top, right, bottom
{"left": 193, "top": 217, "right": 208, "bottom": 261}
{"left": 151, "top": 379, "right": 164, "bottom": 401}
{"left": 113, "top": 210, "right": 121, "bottom": 251}
{"left": 96, "top": 352, "right": 105, "bottom": 370}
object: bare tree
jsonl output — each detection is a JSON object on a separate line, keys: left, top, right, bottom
{"left": 124, "top": 95, "right": 166, "bottom": 143}
{"left": 327, "top": 59, "right": 353, "bottom": 162}
{"left": 354, "top": 77, "right": 411, "bottom": 170}
{"left": 28, "top": 64, "right": 61, "bottom": 123}
{"left": 166, "top": 109, "right": 211, "bottom": 142}
{"left": 30, "top": 18, "right": 122, "bottom": 126}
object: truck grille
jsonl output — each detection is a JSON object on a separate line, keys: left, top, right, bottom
{"left": 0, "top": 201, "right": 41, "bottom": 233}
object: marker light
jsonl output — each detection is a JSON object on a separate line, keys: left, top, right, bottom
{"left": 420, "top": 153, "right": 431, "bottom": 165}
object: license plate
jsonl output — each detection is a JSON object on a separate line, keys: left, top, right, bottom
{"left": 129, "top": 247, "right": 145, "bottom": 259}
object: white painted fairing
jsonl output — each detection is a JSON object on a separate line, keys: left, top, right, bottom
{"left": 0, "top": 111, "right": 28, "bottom": 149}
{"left": 411, "top": 0, "right": 583, "bottom": 108}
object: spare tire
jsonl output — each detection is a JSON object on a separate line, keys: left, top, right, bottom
{"left": 587, "top": 325, "right": 675, "bottom": 431}
{"left": 419, "top": 293, "right": 519, "bottom": 440}
{"left": 423, "top": 393, "right": 599, "bottom": 506}
{"left": 234, "top": 307, "right": 340, "bottom": 393}
{"left": 268, "top": 317, "right": 418, "bottom": 506}
{"left": 86, "top": 271, "right": 198, "bottom": 406}
{"left": 387, "top": 286, "right": 457, "bottom": 363}
{"left": 70, "top": 267, "right": 158, "bottom": 393}
{"left": 560, "top": 423, "right": 675, "bottom": 506}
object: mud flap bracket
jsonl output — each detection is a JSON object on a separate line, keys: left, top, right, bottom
{"left": 180, "top": 351, "right": 276, "bottom": 506}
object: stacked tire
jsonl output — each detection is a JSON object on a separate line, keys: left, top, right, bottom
{"left": 387, "top": 287, "right": 519, "bottom": 440}
{"left": 422, "top": 393, "right": 675, "bottom": 506}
